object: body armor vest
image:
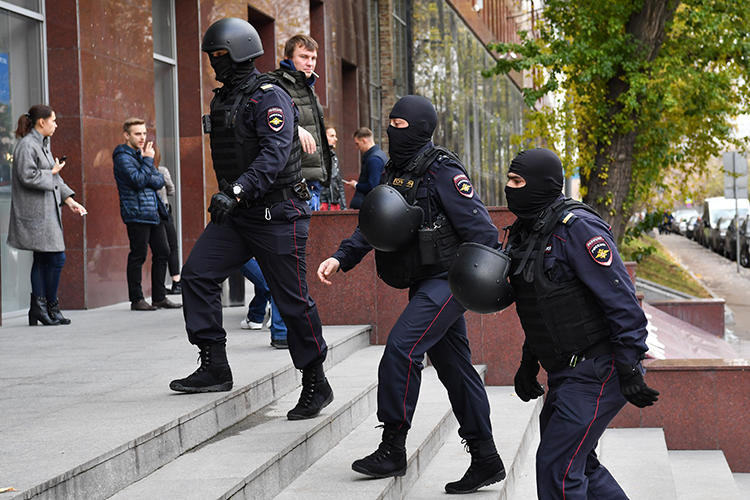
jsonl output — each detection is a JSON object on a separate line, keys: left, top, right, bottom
{"left": 207, "top": 73, "right": 302, "bottom": 190}
{"left": 507, "top": 198, "right": 612, "bottom": 372}
{"left": 375, "top": 147, "right": 462, "bottom": 289}
{"left": 270, "top": 69, "right": 331, "bottom": 184}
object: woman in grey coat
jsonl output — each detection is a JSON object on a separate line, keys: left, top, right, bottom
{"left": 7, "top": 104, "right": 86, "bottom": 326}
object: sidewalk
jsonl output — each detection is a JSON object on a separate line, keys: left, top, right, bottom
{"left": 656, "top": 233, "right": 750, "bottom": 357}
{"left": 0, "top": 299, "right": 363, "bottom": 495}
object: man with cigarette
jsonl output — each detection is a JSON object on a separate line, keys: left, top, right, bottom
{"left": 270, "top": 34, "right": 332, "bottom": 210}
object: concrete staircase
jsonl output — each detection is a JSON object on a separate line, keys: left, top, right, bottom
{"left": 6, "top": 319, "right": 747, "bottom": 500}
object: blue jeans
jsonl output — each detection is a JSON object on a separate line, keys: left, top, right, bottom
{"left": 31, "top": 251, "right": 66, "bottom": 302}
{"left": 241, "top": 258, "right": 287, "bottom": 340}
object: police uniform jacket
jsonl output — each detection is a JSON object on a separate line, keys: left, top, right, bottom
{"left": 333, "top": 142, "right": 499, "bottom": 281}
{"left": 518, "top": 195, "right": 648, "bottom": 367}
{"left": 7, "top": 128, "right": 75, "bottom": 252}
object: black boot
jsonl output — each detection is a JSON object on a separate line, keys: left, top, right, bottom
{"left": 351, "top": 424, "right": 408, "bottom": 478}
{"left": 445, "top": 438, "right": 506, "bottom": 494}
{"left": 286, "top": 363, "right": 333, "bottom": 420}
{"left": 47, "top": 299, "right": 71, "bottom": 325}
{"left": 169, "top": 342, "right": 233, "bottom": 393}
{"left": 29, "top": 294, "right": 60, "bottom": 326}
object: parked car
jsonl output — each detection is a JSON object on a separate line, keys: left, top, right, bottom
{"left": 722, "top": 215, "right": 747, "bottom": 261}
{"left": 685, "top": 215, "right": 699, "bottom": 239}
{"left": 739, "top": 217, "right": 750, "bottom": 268}
{"left": 671, "top": 208, "right": 698, "bottom": 234}
{"left": 710, "top": 216, "right": 733, "bottom": 254}
{"left": 700, "top": 197, "right": 750, "bottom": 247}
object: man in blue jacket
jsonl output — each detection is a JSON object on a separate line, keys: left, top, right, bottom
{"left": 113, "top": 118, "right": 180, "bottom": 311}
{"left": 345, "top": 127, "right": 387, "bottom": 209}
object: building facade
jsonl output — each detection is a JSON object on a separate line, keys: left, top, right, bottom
{"left": 0, "top": 0, "right": 525, "bottom": 317}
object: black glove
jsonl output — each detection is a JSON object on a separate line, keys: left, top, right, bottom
{"left": 514, "top": 359, "right": 545, "bottom": 402}
{"left": 615, "top": 361, "right": 660, "bottom": 408}
{"left": 208, "top": 191, "right": 237, "bottom": 225}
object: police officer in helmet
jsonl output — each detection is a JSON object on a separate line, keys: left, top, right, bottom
{"left": 317, "top": 95, "right": 506, "bottom": 494}
{"left": 505, "top": 148, "right": 659, "bottom": 499}
{"left": 170, "top": 18, "right": 332, "bottom": 422}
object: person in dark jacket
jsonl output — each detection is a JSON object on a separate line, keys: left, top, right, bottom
{"left": 113, "top": 118, "right": 180, "bottom": 311}
{"left": 505, "top": 148, "right": 659, "bottom": 500}
{"left": 269, "top": 34, "right": 332, "bottom": 210}
{"left": 318, "top": 96, "right": 505, "bottom": 494}
{"left": 8, "top": 104, "right": 87, "bottom": 326}
{"left": 345, "top": 127, "right": 387, "bottom": 209}
{"left": 320, "top": 127, "right": 347, "bottom": 210}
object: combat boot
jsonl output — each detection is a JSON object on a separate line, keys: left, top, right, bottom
{"left": 351, "top": 424, "right": 408, "bottom": 478}
{"left": 445, "top": 438, "right": 506, "bottom": 494}
{"left": 287, "top": 363, "right": 333, "bottom": 420}
{"left": 169, "top": 342, "right": 233, "bottom": 393}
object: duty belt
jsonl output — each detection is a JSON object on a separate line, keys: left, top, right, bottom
{"left": 568, "top": 340, "right": 613, "bottom": 368}
{"left": 241, "top": 181, "right": 310, "bottom": 208}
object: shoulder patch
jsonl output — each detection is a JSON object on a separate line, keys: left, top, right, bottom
{"left": 267, "top": 107, "right": 284, "bottom": 132}
{"left": 452, "top": 174, "right": 474, "bottom": 198}
{"left": 585, "top": 235, "right": 613, "bottom": 266}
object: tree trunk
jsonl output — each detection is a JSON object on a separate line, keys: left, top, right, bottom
{"left": 582, "top": 0, "right": 680, "bottom": 243}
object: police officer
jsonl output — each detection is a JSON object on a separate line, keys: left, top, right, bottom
{"left": 317, "top": 95, "right": 505, "bottom": 494}
{"left": 170, "top": 18, "right": 333, "bottom": 422}
{"left": 503, "top": 148, "right": 659, "bottom": 499}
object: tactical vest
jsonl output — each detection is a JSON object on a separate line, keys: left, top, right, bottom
{"left": 507, "top": 198, "right": 612, "bottom": 372}
{"left": 375, "top": 147, "right": 462, "bottom": 289}
{"left": 206, "top": 73, "right": 302, "bottom": 190}
{"left": 270, "top": 69, "right": 332, "bottom": 184}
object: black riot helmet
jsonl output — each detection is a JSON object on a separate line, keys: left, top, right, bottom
{"left": 448, "top": 242, "right": 515, "bottom": 314}
{"left": 358, "top": 185, "right": 424, "bottom": 252}
{"left": 201, "top": 18, "right": 263, "bottom": 62}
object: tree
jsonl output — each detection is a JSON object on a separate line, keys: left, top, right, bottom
{"left": 486, "top": 0, "right": 750, "bottom": 242}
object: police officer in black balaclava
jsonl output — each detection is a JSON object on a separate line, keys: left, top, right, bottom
{"left": 318, "top": 95, "right": 506, "bottom": 495}
{"left": 504, "top": 148, "right": 659, "bottom": 500}
{"left": 170, "top": 18, "right": 332, "bottom": 423}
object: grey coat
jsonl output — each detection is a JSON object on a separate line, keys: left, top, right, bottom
{"left": 7, "top": 128, "right": 75, "bottom": 252}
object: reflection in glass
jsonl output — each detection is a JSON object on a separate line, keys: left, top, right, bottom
{"left": 3, "top": 1, "right": 40, "bottom": 13}
{"left": 0, "top": 9, "right": 44, "bottom": 314}
{"left": 153, "top": 58, "right": 179, "bottom": 223}
{"left": 152, "top": 0, "right": 174, "bottom": 58}
{"left": 412, "top": 0, "right": 524, "bottom": 206}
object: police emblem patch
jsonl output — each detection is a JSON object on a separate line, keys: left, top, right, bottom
{"left": 585, "top": 236, "right": 612, "bottom": 266}
{"left": 267, "top": 107, "right": 284, "bottom": 132}
{"left": 453, "top": 174, "right": 474, "bottom": 198}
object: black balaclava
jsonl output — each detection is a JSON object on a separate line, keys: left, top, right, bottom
{"left": 387, "top": 95, "right": 438, "bottom": 167}
{"left": 504, "top": 148, "right": 564, "bottom": 221}
{"left": 209, "top": 53, "right": 255, "bottom": 86}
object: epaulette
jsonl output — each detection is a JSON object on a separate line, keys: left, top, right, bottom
{"left": 560, "top": 211, "right": 578, "bottom": 226}
{"left": 259, "top": 83, "right": 274, "bottom": 92}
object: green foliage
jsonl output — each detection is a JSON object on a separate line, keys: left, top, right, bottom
{"left": 486, "top": 0, "right": 750, "bottom": 227}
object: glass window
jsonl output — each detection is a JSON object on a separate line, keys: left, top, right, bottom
{"left": 392, "top": 0, "right": 409, "bottom": 98}
{"left": 411, "top": 0, "right": 525, "bottom": 206}
{"left": 368, "top": 0, "right": 382, "bottom": 143}
{"left": 0, "top": 7, "right": 45, "bottom": 314}
{"left": 152, "top": 0, "right": 173, "bottom": 58}
{"left": 1, "top": 1, "right": 41, "bottom": 13}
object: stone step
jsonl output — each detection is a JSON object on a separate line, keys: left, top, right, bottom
{"left": 598, "top": 428, "right": 677, "bottom": 500}
{"left": 733, "top": 473, "right": 750, "bottom": 499}
{"left": 404, "top": 386, "right": 543, "bottom": 500}
{"left": 110, "top": 345, "right": 385, "bottom": 500}
{"left": 669, "top": 450, "right": 742, "bottom": 500}
{"left": 6, "top": 324, "right": 370, "bottom": 500}
{"left": 273, "top": 365, "right": 487, "bottom": 500}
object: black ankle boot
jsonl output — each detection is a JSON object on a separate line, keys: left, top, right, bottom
{"left": 445, "top": 438, "right": 506, "bottom": 494}
{"left": 29, "top": 294, "right": 60, "bottom": 326}
{"left": 351, "top": 424, "right": 408, "bottom": 478}
{"left": 286, "top": 363, "right": 333, "bottom": 420}
{"left": 169, "top": 342, "right": 233, "bottom": 393}
{"left": 47, "top": 299, "right": 71, "bottom": 325}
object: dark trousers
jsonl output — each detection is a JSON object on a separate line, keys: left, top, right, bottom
{"left": 126, "top": 222, "right": 169, "bottom": 303}
{"left": 536, "top": 354, "right": 629, "bottom": 500}
{"left": 180, "top": 199, "right": 326, "bottom": 369}
{"left": 31, "top": 251, "right": 66, "bottom": 301}
{"left": 377, "top": 278, "right": 492, "bottom": 441}
{"left": 163, "top": 210, "right": 181, "bottom": 277}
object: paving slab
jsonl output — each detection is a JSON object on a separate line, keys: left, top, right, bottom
{"left": 0, "top": 301, "right": 369, "bottom": 499}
